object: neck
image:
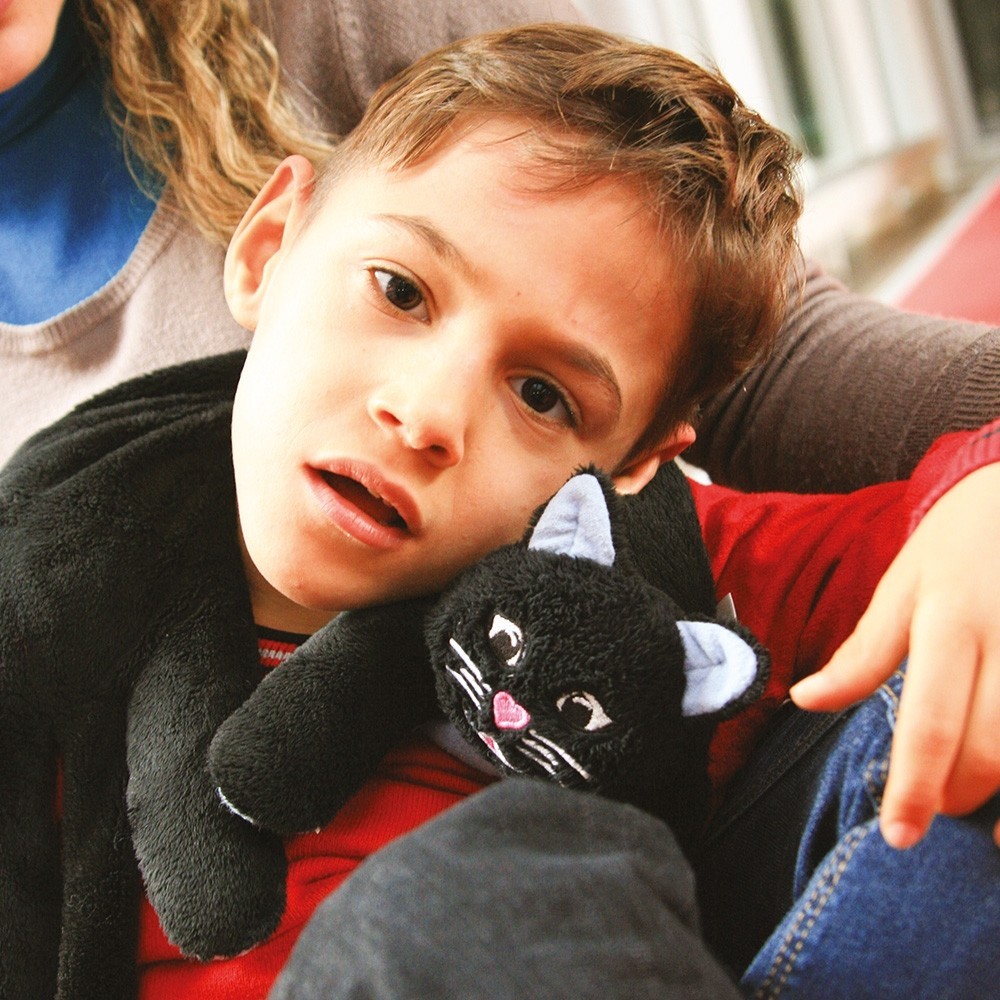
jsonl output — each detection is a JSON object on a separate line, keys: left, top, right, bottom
{"left": 252, "top": 594, "right": 337, "bottom": 636}
{"left": 0, "top": 3, "right": 89, "bottom": 145}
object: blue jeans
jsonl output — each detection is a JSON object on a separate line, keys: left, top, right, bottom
{"left": 274, "top": 668, "right": 1000, "bottom": 999}
{"left": 698, "top": 667, "right": 1000, "bottom": 999}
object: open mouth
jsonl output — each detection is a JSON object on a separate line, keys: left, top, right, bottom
{"left": 319, "top": 471, "right": 409, "bottom": 531}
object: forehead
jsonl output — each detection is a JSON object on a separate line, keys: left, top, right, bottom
{"left": 315, "top": 118, "right": 686, "bottom": 307}
{"left": 320, "top": 116, "right": 668, "bottom": 247}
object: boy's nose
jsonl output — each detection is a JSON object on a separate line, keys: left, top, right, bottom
{"left": 368, "top": 371, "right": 469, "bottom": 468}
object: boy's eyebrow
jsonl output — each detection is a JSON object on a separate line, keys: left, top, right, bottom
{"left": 375, "top": 212, "right": 623, "bottom": 419}
{"left": 373, "top": 213, "right": 477, "bottom": 277}
{"left": 561, "top": 346, "right": 622, "bottom": 417}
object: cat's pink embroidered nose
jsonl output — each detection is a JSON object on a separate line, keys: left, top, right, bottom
{"left": 493, "top": 691, "right": 531, "bottom": 730}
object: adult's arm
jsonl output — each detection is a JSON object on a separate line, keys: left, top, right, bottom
{"left": 258, "top": 0, "right": 583, "bottom": 137}
{"left": 689, "top": 258, "right": 1000, "bottom": 493}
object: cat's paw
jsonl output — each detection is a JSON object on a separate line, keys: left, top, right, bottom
{"left": 207, "top": 695, "right": 350, "bottom": 836}
{"left": 133, "top": 793, "right": 288, "bottom": 959}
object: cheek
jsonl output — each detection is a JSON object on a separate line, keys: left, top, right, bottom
{"left": 237, "top": 323, "right": 336, "bottom": 424}
{"left": 460, "top": 464, "right": 580, "bottom": 554}
{"left": 231, "top": 357, "right": 279, "bottom": 456}
{"left": 230, "top": 354, "right": 317, "bottom": 499}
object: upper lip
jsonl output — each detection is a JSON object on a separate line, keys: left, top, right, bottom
{"left": 310, "top": 458, "right": 423, "bottom": 534}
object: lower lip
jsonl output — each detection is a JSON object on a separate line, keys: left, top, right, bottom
{"left": 305, "top": 468, "right": 410, "bottom": 551}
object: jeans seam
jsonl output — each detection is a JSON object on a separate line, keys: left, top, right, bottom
{"left": 751, "top": 823, "right": 872, "bottom": 999}
{"left": 864, "top": 669, "right": 902, "bottom": 811}
{"left": 877, "top": 670, "right": 903, "bottom": 717}
{"left": 863, "top": 756, "right": 889, "bottom": 810}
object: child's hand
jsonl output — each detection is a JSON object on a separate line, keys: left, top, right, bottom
{"left": 790, "top": 463, "right": 1000, "bottom": 850}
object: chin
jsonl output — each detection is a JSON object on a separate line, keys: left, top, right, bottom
{"left": 269, "top": 572, "right": 376, "bottom": 617}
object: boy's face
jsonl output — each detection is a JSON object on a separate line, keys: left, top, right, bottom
{"left": 226, "top": 120, "right": 694, "bottom": 632}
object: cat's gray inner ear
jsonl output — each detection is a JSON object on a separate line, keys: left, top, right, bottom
{"left": 528, "top": 474, "right": 615, "bottom": 566}
{"left": 677, "top": 620, "right": 760, "bottom": 716}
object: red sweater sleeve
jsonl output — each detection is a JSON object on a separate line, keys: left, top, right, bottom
{"left": 694, "top": 417, "right": 1000, "bottom": 791}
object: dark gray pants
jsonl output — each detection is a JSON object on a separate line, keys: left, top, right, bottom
{"left": 269, "top": 778, "right": 740, "bottom": 1000}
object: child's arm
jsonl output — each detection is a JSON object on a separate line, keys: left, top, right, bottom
{"left": 792, "top": 457, "right": 1000, "bottom": 849}
{"left": 692, "top": 419, "right": 1000, "bottom": 817}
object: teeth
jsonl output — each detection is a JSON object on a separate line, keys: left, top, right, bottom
{"left": 368, "top": 485, "right": 400, "bottom": 521}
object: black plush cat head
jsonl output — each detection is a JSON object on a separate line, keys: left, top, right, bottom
{"left": 425, "top": 469, "right": 768, "bottom": 847}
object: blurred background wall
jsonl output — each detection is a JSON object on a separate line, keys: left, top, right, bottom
{"left": 574, "top": 0, "right": 1000, "bottom": 298}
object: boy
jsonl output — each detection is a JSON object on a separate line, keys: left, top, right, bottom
{"left": 239, "top": 23, "right": 1000, "bottom": 1000}
{"left": 0, "top": 22, "right": 996, "bottom": 1000}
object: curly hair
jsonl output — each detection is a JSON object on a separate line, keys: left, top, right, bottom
{"left": 79, "top": 0, "right": 335, "bottom": 244}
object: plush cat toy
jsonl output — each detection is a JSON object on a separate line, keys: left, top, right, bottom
{"left": 422, "top": 469, "right": 768, "bottom": 852}
{"left": 210, "top": 464, "right": 769, "bottom": 858}
{"left": 0, "top": 352, "right": 767, "bottom": 1000}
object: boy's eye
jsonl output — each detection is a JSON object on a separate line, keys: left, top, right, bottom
{"left": 373, "top": 268, "right": 428, "bottom": 319}
{"left": 511, "top": 376, "right": 575, "bottom": 426}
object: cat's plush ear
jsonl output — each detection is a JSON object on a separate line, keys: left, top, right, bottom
{"left": 527, "top": 473, "right": 616, "bottom": 567}
{"left": 677, "top": 620, "right": 768, "bottom": 718}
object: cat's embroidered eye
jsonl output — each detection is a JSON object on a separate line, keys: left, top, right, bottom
{"left": 556, "top": 691, "right": 613, "bottom": 731}
{"left": 488, "top": 613, "right": 524, "bottom": 667}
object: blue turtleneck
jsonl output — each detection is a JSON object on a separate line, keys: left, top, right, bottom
{"left": 0, "top": 4, "right": 160, "bottom": 325}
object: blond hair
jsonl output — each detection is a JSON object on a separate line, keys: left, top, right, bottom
{"left": 79, "top": 0, "right": 334, "bottom": 244}
{"left": 320, "top": 23, "right": 802, "bottom": 449}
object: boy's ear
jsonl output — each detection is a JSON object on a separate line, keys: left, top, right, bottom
{"left": 224, "top": 155, "right": 316, "bottom": 330}
{"left": 612, "top": 422, "right": 696, "bottom": 495}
